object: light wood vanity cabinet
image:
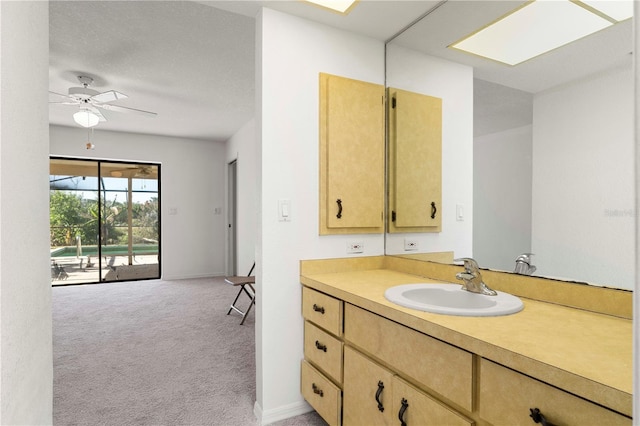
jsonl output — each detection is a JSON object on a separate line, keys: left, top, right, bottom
{"left": 301, "top": 285, "right": 631, "bottom": 425}
{"left": 319, "top": 73, "right": 385, "bottom": 235}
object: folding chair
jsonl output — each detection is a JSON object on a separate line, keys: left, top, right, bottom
{"left": 225, "top": 262, "right": 256, "bottom": 325}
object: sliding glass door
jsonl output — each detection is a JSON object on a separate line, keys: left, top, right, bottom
{"left": 50, "top": 158, "right": 161, "bottom": 285}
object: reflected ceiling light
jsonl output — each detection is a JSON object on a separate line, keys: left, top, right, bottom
{"left": 449, "top": 0, "right": 614, "bottom": 66}
{"left": 581, "top": 0, "right": 633, "bottom": 22}
{"left": 73, "top": 109, "right": 100, "bottom": 128}
{"left": 303, "top": 0, "right": 358, "bottom": 14}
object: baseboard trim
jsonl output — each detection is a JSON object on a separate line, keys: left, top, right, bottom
{"left": 254, "top": 400, "right": 313, "bottom": 425}
{"left": 161, "top": 272, "right": 225, "bottom": 280}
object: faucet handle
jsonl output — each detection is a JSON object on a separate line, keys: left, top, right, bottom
{"left": 453, "top": 257, "right": 480, "bottom": 273}
{"left": 515, "top": 253, "right": 534, "bottom": 263}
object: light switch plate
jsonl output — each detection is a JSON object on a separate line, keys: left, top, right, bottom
{"left": 278, "top": 199, "right": 291, "bottom": 222}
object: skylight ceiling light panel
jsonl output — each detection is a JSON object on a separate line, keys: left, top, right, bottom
{"left": 304, "top": 0, "right": 358, "bottom": 14}
{"left": 450, "top": 0, "right": 613, "bottom": 66}
{"left": 580, "top": 0, "right": 633, "bottom": 22}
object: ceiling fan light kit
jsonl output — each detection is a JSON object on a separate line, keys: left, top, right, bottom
{"left": 73, "top": 109, "right": 100, "bottom": 128}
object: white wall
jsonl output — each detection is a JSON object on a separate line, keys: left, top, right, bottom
{"left": 385, "top": 44, "right": 474, "bottom": 257}
{"left": 255, "top": 8, "right": 385, "bottom": 423}
{"left": 474, "top": 125, "right": 533, "bottom": 271}
{"left": 50, "top": 125, "right": 227, "bottom": 280}
{"left": 532, "top": 66, "right": 634, "bottom": 289}
{"left": 633, "top": 3, "right": 639, "bottom": 419}
{"left": 0, "top": 2, "right": 52, "bottom": 423}
{"left": 225, "top": 118, "right": 257, "bottom": 275}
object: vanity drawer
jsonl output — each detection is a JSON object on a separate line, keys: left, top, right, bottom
{"left": 301, "top": 360, "right": 342, "bottom": 426}
{"left": 479, "top": 359, "right": 631, "bottom": 425}
{"left": 304, "top": 321, "right": 343, "bottom": 384}
{"left": 302, "top": 287, "right": 343, "bottom": 336}
{"left": 344, "top": 303, "right": 473, "bottom": 412}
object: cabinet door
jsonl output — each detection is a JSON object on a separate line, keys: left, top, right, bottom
{"left": 388, "top": 88, "right": 442, "bottom": 233}
{"left": 319, "top": 73, "right": 385, "bottom": 234}
{"left": 392, "top": 377, "right": 474, "bottom": 426}
{"left": 343, "top": 346, "right": 394, "bottom": 426}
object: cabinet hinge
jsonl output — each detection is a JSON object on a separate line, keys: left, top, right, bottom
{"left": 392, "top": 97, "right": 396, "bottom": 109}
{"left": 391, "top": 211, "right": 396, "bottom": 222}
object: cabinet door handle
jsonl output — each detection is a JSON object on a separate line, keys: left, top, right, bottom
{"left": 336, "top": 199, "right": 343, "bottom": 219}
{"left": 530, "top": 408, "right": 553, "bottom": 426}
{"left": 315, "top": 340, "right": 327, "bottom": 352}
{"left": 312, "top": 383, "right": 324, "bottom": 397}
{"left": 398, "top": 398, "right": 408, "bottom": 426}
{"left": 312, "top": 304, "right": 325, "bottom": 314}
{"left": 431, "top": 201, "right": 437, "bottom": 219}
{"left": 375, "top": 381, "right": 385, "bottom": 412}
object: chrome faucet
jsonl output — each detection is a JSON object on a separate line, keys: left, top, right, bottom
{"left": 514, "top": 253, "right": 536, "bottom": 275}
{"left": 453, "top": 258, "right": 497, "bottom": 296}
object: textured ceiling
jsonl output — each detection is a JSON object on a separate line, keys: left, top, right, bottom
{"left": 49, "top": 1, "right": 256, "bottom": 141}
{"left": 49, "top": 1, "right": 632, "bottom": 141}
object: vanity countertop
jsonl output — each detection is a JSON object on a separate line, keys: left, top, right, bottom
{"left": 300, "top": 262, "right": 632, "bottom": 417}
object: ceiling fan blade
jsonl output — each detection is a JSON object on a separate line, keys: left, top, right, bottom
{"left": 99, "top": 103, "right": 157, "bottom": 118}
{"left": 91, "top": 90, "right": 128, "bottom": 103}
{"left": 49, "top": 101, "right": 80, "bottom": 105}
{"left": 87, "top": 106, "right": 107, "bottom": 122}
{"left": 49, "top": 91, "right": 78, "bottom": 105}
{"left": 49, "top": 90, "right": 72, "bottom": 99}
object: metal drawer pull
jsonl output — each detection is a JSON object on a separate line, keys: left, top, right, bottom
{"left": 530, "top": 408, "right": 553, "bottom": 426}
{"left": 315, "top": 340, "right": 327, "bottom": 352}
{"left": 431, "top": 201, "right": 437, "bottom": 219}
{"left": 375, "top": 381, "right": 385, "bottom": 412}
{"left": 398, "top": 398, "right": 408, "bottom": 426}
{"left": 312, "top": 304, "right": 325, "bottom": 314}
{"left": 312, "top": 383, "right": 324, "bottom": 397}
{"left": 336, "top": 199, "right": 343, "bottom": 219}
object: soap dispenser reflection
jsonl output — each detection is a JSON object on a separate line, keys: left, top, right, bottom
{"left": 514, "top": 253, "right": 536, "bottom": 275}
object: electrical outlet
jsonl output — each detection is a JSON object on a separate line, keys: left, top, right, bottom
{"left": 347, "top": 242, "right": 364, "bottom": 254}
{"left": 404, "top": 239, "right": 419, "bottom": 251}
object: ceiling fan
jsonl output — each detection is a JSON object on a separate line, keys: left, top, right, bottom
{"left": 49, "top": 75, "right": 157, "bottom": 128}
{"left": 109, "top": 165, "right": 156, "bottom": 178}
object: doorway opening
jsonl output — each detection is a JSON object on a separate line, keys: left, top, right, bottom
{"left": 50, "top": 157, "right": 161, "bottom": 285}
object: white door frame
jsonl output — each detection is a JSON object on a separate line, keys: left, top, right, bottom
{"left": 227, "top": 159, "right": 237, "bottom": 276}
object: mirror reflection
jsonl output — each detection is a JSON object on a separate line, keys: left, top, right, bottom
{"left": 385, "top": 1, "right": 634, "bottom": 290}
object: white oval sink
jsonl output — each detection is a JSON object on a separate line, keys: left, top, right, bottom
{"left": 384, "top": 283, "right": 523, "bottom": 317}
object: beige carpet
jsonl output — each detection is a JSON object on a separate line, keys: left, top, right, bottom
{"left": 53, "top": 277, "right": 325, "bottom": 425}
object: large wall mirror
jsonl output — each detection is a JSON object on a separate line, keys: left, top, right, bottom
{"left": 384, "top": 1, "right": 634, "bottom": 291}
